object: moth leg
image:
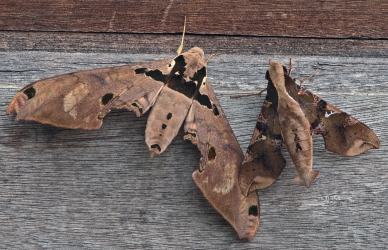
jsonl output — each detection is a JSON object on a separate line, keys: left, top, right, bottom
{"left": 294, "top": 69, "right": 319, "bottom": 92}
{"left": 230, "top": 88, "right": 267, "bottom": 99}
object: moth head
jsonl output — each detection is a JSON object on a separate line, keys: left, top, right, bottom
{"left": 169, "top": 47, "right": 206, "bottom": 81}
{"left": 268, "top": 61, "right": 283, "bottom": 73}
{"left": 267, "top": 61, "right": 287, "bottom": 90}
{"left": 187, "top": 47, "right": 205, "bottom": 59}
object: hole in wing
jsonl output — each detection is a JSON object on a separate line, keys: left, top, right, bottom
{"left": 23, "top": 86, "right": 36, "bottom": 100}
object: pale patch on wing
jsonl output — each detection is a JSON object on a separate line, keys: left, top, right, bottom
{"left": 212, "top": 163, "right": 236, "bottom": 194}
{"left": 325, "top": 110, "right": 338, "bottom": 118}
{"left": 63, "top": 83, "right": 89, "bottom": 119}
{"left": 84, "top": 114, "right": 92, "bottom": 123}
{"left": 254, "top": 134, "right": 266, "bottom": 143}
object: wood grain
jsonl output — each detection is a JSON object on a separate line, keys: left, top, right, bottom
{"left": 1, "top": 51, "right": 386, "bottom": 249}
{"left": 1, "top": 31, "right": 388, "bottom": 57}
{"left": 1, "top": 0, "right": 388, "bottom": 39}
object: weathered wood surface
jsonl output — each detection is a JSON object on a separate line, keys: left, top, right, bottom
{"left": 1, "top": 31, "right": 388, "bottom": 58}
{"left": 0, "top": 48, "right": 386, "bottom": 249}
{"left": 1, "top": 0, "right": 388, "bottom": 39}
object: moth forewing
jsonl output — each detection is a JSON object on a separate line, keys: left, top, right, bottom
{"left": 6, "top": 44, "right": 261, "bottom": 240}
{"left": 268, "top": 62, "right": 317, "bottom": 187}
{"left": 190, "top": 79, "right": 260, "bottom": 241}
{"left": 145, "top": 85, "right": 193, "bottom": 157}
{"left": 240, "top": 60, "right": 380, "bottom": 195}
{"left": 144, "top": 47, "right": 206, "bottom": 157}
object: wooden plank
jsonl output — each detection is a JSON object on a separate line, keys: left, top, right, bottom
{"left": 1, "top": 31, "right": 388, "bottom": 57}
{"left": 0, "top": 51, "right": 386, "bottom": 248}
{"left": 1, "top": 0, "right": 388, "bottom": 39}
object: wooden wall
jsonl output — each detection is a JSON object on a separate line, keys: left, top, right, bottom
{"left": 1, "top": 1, "right": 387, "bottom": 249}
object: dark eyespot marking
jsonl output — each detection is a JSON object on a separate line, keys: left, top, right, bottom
{"left": 195, "top": 93, "right": 212, "bottom": 109}
{"left": 23, "top": 86, "right": 36, "bottom": 100}
{"left": 192, "top": 67, "right": 207, "bottom": 88}
{"left": 162, "top": 124, "right": 167, "bottom": 130}
{"left": 317, "top": 99, "right": 327, "bottom": 110}
{"left": 168, "top": 76, "right": 197, "bottom": 98}
{"left": 274, "top": 134, "right": 283, "bottom": 140}
{"left": 212, "top": 104, "right": 219, "bottom": 116}
{"left": 248, "top": 205, "right": 259, "bottom": 216}
{"left": 208, "top": 147, "right": 216, "bottom": 161}
{"left": 168, "top": 64, "right": 206, "bottom": 98}
{"left": 296, "top": 143, "right": 302, "bottom": 151}
{"left": 172, "top": 55, "right": 187, "bottom": 76}
{"left": 197, "top": 67, "right": 207, "bottom": 77}
{"left": 145, "top": 69, "right": 166, "bottom": 82}
{"left": 167, "top": 113, "right": 172, "bottom": 120}
{"left": 131, "top": 102, "right": 143, "bottom": 114}
{"left": 101, "top": 93, "right": 114, "bottom": 105}
{"left": 256, "top": 121, "right": 264, "bottom": 131}
{"left": 135, "top": 68, "right": 147, "bottom": 74}
{"left": 135, "top": 68, "right": 166, "bottom": 82}
{"left": 151, "top": 144, "right": 161, "bottom": 152}
{"left": 187, "top": 132, "right": 197, "bottom": 138}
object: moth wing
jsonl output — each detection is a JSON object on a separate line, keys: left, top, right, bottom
{"left": 185, "top": 79, "right": 260, "bottom": 241}
{"left": 296, "top": 85, "right": 380, "bottom": 156}
{"left": 239, "top": 82, "right": 286, "bottom": 196}
{"left": 6, "top": 60, "right": 170, "bottom": 130}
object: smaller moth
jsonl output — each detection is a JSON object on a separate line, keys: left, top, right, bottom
{"left": 239, "top": 61, "right": 380, "bottom": 195}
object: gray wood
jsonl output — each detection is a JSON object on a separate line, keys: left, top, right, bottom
{"left": 0, "top": 50, "right": 386, "bottom": 249}
{"left": 1, "top": 31, "right": 388, "bottom": 58}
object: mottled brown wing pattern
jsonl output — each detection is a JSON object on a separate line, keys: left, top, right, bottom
{"left": 7, "top": 47, "right": 259, "bottom": 241}
{"left": 240, "top": 62, "right": 380, "bottom": 195}
{"left": 239, "top": 73, "right": 286, "bottom": 196}
{"left": 6, "top": 60, "right": 170, "bottom": 130}
{"left": 185, "top": 78, "right": 260, "bottom": 241}
{"left": 296, "top": 85, "right": 380, "bottom": 156}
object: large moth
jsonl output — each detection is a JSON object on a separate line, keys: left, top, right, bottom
{"left": 239, "top": 61, "right": 380, "bottom": 195}
{"left": 6, "top": 42, "right": 259, "bottom": 239}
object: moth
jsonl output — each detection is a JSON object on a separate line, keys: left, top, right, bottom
{"left": 6, "top": 34, "right": 259, "bottom": 240}
{"left": 239, "top": 61, "right": 380, "bottom": 195}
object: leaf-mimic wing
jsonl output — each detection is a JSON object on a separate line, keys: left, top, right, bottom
{"left": 6, "top": 60, "right": 170, "bottom": 130}
{"left": 7, "top": 47, "right": 260, "bottom": 240}
{"left": 239, "top": 76, "right": 286, "bottom": 196}
{"left": 296, "top": 85, "right": 380, "bottom": 156}
{"left": 185, "top": 78, "right": 259, "bottom": 241}
{"left": 240, "top": 61, "right": 380, "bottom": 195}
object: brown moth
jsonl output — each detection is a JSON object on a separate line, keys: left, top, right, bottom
{"left": 239, "top": 61, "right": 380, "bottom": 195}
{"left": 6, "top": 37, "right": 259, "bottom": 240}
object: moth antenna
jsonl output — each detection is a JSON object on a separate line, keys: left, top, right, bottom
{"left": 294, "top": 69, "right": 319, "bottom": 90}
{"left": 230, "top": 88, "right": 267, "bottom": 98}
{"left": 204, "top": 53, "right": 222, "bottom": 66}
{"left": 288, "top": 58, "right": 294, "bottom": 76}
{"left": 176, "top": 16, "right": 186, "bottom": 55}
